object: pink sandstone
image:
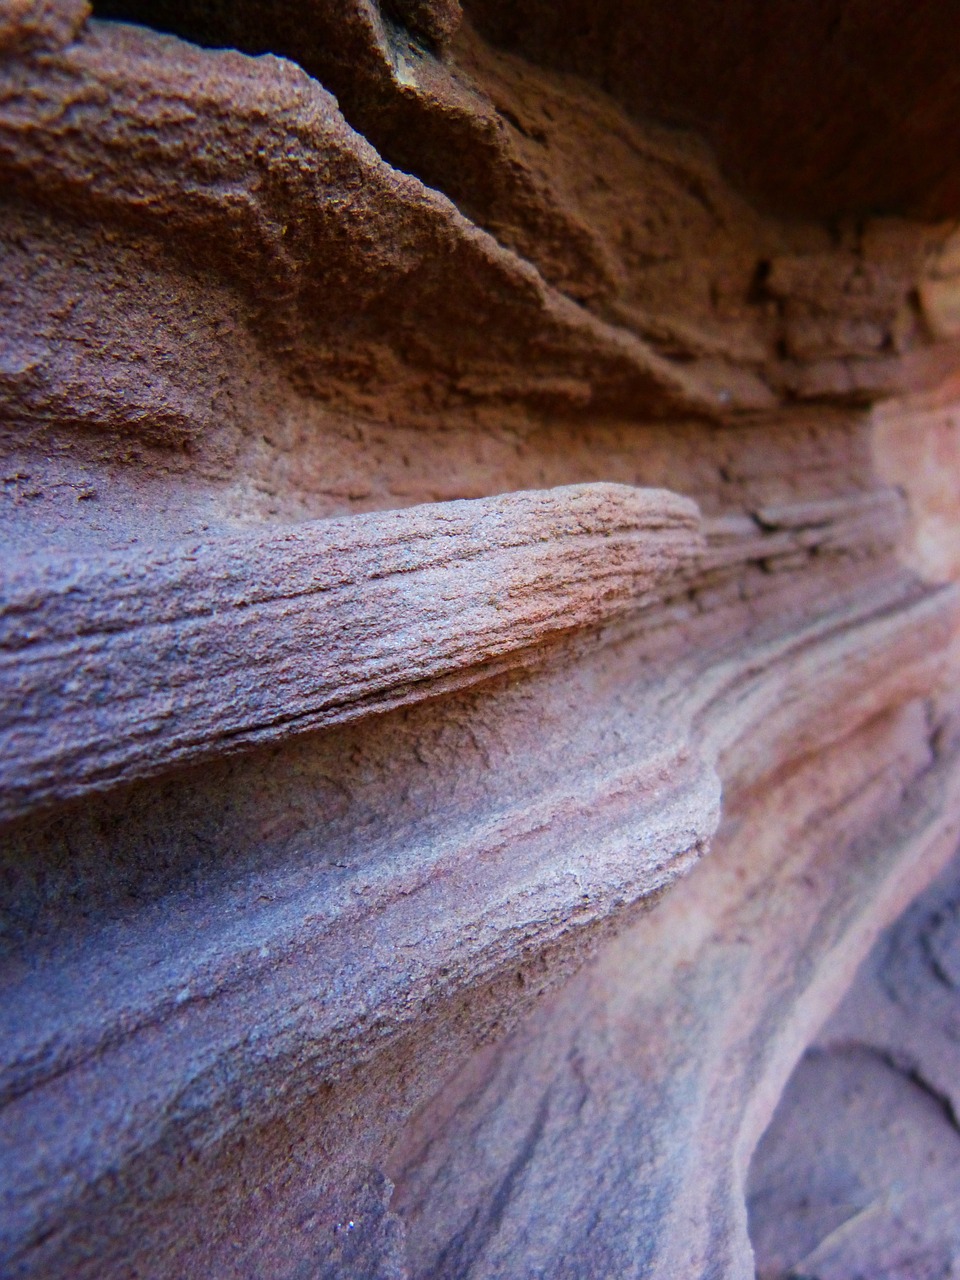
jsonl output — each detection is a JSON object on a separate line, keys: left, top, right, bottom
{"left": 2, "top": 1, "right": 960, "bottom": 1276}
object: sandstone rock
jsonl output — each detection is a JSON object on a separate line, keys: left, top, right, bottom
{"left": 749, "top": 850, "right": 960, "bottom": 1279}
{"left": 2, "top": 1, "right": 960, "bottom": 1277}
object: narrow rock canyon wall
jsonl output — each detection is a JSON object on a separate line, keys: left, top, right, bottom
{"left": 2, "top": 2, "right": 960, "bottom": 1277}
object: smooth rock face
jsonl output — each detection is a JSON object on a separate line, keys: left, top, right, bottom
{"left": 1, "top": 1, "right": 960, "bottom": 1278}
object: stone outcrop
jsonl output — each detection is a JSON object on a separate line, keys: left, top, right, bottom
{"left": 2, "top": 1, "right": 960, "bottom": 1277}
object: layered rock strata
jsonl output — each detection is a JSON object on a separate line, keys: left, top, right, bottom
{"left": 2, "top": 1, "right": 960, "bottom": 1277}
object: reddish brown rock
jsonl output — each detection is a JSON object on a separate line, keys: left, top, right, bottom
{"left": 2, "top": 1, "right": 960, "bottom": 1277}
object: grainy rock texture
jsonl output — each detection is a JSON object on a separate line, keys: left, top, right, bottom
{"left": 2, "top": 1, "right": 960, "bottom": 1277}
{"left": 749, "top": 848, "right": 960, "bottom": 1279}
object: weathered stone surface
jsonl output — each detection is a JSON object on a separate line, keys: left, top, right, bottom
{"left": 2, "top": 1, "right": 960, "bottom": 1277}
{"left": 0, "top": 483, "right": 701, "bottom": 820}
{"left": 749, "top": 849, "right": 960, "bottom": 1279}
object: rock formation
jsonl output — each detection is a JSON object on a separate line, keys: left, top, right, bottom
{"left": 2, "top": 1, "right": 960, "bottom": 1276}
{"left": 749, "top": 851, "right": 960, "bottom": 1278}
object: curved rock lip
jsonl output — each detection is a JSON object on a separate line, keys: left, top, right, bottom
{"left": 0, "top": 482, "right": 702, "bottom": 822}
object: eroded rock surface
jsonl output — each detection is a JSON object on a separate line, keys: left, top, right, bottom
{"left": 749, "top": 850, "right": 960, "bottom": 1279}
{"left": 2, "top": 1, "right": 960, "bottom": 1277}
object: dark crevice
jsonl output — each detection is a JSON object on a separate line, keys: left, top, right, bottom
{"left": 92, "top": 0, "right": 313, "bottom": 63}
{"left": 87, "top": 0, "right": 489, "bottom": 225}
{"left": 871, "top": 1045, "right": 960, "bottom": 1135}
{"left": 463, "top": 0, "right": 960, "bottom": 220}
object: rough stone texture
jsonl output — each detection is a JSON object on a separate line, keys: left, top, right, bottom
{"left": 1, "top": 483, "right": 702, "bottom": 818}
{"left": 2, "top": 1, "right": 960, "bottom": 1277}
{"left": 748, "top": 849, "right": 960, "bottom": 1279}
